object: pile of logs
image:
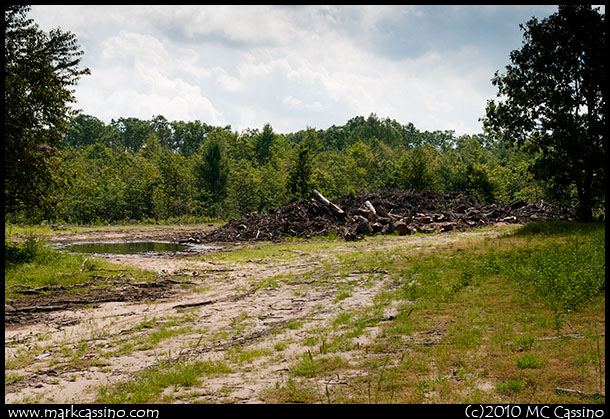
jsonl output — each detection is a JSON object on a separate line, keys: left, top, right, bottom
{"left": 339, "top": 190, "right": 571, "bottom": 240}
{"left": 185, "top": 189, "right": 572, "bottom": 243}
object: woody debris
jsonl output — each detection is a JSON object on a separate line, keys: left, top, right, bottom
{"left": 183, "top": 190, "right": 571, "bottom": 243}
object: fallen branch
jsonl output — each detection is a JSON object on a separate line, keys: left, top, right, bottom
{"left": 172, "top": 298, "right": 217, "bottom": 309}
{"left": 350, "top": 269, "right": 389, "bottom": 275}
{"left": 5, "top": 295, "right": 131, "bottom": 314}
{"left": 79, "top": 258, "right": 89, "bottom": 273}
{"left": 538, "top": 333, "right": 605, "bottom": 341}
{"left": 133, "top": 278, "right": 193, "bottom": 287}
{"left": 363, "top": 200, "right": 377, "bottom": 221}
{"left": 6, "top": 282, "right": 97, "bottom": 294}
{"left": 555, "top": 387, "right": 605, "bottom": 398}
{"left": 172, "top": 289, "right": 256, "bottom": 310}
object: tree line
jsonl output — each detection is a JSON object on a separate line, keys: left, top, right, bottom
{"left": 12, "top": 112, "right": 554, "bottom": 224}
{"left": 5, "top": 5, "right": 604, "bottom": 225}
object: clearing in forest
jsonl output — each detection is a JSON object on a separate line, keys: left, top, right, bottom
{"left": 4, "top": 222, "right": 605, "bottom": 404}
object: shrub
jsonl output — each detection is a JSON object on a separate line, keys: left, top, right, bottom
{"left": 5, "top": 236, "right": 46, "bottom": 267}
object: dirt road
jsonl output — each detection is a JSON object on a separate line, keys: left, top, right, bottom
{"left": 5, "top": 227, "right": 509, "bottom": 404}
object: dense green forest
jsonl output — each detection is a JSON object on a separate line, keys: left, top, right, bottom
{"left": 10, "top": 112, "right": 556, "bottom": 225}
{"left": 5, "top": 5, "right": 605, "bottom": 225}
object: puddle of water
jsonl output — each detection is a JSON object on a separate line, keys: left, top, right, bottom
{"left": 53, "top": 241, "right": 216, "bottom": 257}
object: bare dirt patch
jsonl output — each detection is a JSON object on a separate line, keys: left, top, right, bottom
{"left": 5, "top": 225, "right": 511, "bottom": 404}
{"left": 5, "top": 276, "right": 183, "bottom": 328}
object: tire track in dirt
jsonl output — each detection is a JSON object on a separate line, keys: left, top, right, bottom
{"left": 5, "top": 229, "right": 508, "bottom": 403}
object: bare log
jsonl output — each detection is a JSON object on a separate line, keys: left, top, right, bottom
{"left": 364, "top": 201, "right": 379, "bottom": 223}
{"left": 376, "top": 205, "right": 390, "bottom": 218}
{"left": 356, "top": 219, "right": 373, "bottom": 235}
{"left": 393, "top": 219, "right": 412, "bottom": 235}
{"left": 173, "top": 299, "right": 217, "bottom": 309}
{"left": 312, "top": 190, "right": 345, "bottom": 217}
{"left": 363, "top": 200, "right": 376, "bottom": 214}
{"left": 371, "top": 222, "right": 385, "bottom": 233}
{"left": 79, "top": 258, "right": 89, "bottom": 273}
{"left": 352, "top": 208, "right": 370, "bottom": 218}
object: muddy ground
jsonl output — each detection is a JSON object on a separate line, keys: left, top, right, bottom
{"left": 5, "top": 225, "right": 512, "bottom": 404}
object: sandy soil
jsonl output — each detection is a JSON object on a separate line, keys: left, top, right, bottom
{"left": 5, "top": 227, "right": 507, "bottom": 404}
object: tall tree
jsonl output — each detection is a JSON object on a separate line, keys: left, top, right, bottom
{"left": 287, "top": 143, "right": 314, "bottom": 201}
{"left": 254, "top": 123, "right": 275, "bottom": 165}
{"left": 482, "top": 5, "right": 605, "bottom": 220}
{"left": 172, "top": 120, "right": 214, "bottom": 156}
{"left": 194, "top": 131, "right": 229, "bottom": 208}
{"left": 110, "top": 117, "right": 152, "bottom": 152}
{"left": 397, "top": 145, "right": 440, "bottom": 192}
{"left": 149, "top": 114, "right": 174, "bottom": 149}
{"left": 5, "top": 5, "right": 90, "bottom": 217}
{"left": 152, "top": 150, "right": 194, "bottom": 219}
{"left": 63, "top": 113, "right": 106, "bottom": 148}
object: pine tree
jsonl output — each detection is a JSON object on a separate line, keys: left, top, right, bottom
{"left": 287, "top": 144, "right": 314, "bottom": 201}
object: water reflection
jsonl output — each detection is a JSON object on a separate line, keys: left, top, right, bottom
{"left": 55, "top": 241, "right": 194, "bottom": 256}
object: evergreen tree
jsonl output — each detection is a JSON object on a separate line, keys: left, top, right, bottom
{"left": 287, "top": 143, "right": 314, "bottom": 201}
{"left": 255, "top": 123, "right": 275, "bottom": 165}
{"left": 194, "top": 132, "right": 229, "bottom": 209}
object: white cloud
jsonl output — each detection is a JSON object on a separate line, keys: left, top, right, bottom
{"left": 29, "top": 4, "right": 562, "bottom": 135}
{"left": 149, "top": 5, "right": 301, "bottom": 48}
{"left": 282, "top": 95, "right": 322, "bottom": 111}
{"left": 213, "top": 67, "right": 242, "bottom": 92}
{"left": 282, "top": 95, "right": 302, "bottom": 109}
{"left": 72, "top": 30, "right": 225, "bottom": 124}
{"left": 76, "top": 74, "right": 225, "bottom": 126}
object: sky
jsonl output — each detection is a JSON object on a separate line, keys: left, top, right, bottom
{"left": 28, "top": 5, "right": 599, "bottom": 136}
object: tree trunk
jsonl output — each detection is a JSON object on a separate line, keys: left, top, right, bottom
{"left": 363, "top": 200, "right": 377, "bottom": 221}
{"left": 576, "top": 191, "right": 593, "bottom": 221}
{"left": 312, "top": 189, "right": 345, "bottom": 218}
{"left": 575, "top": 172, "right": 594, "bottom": 221}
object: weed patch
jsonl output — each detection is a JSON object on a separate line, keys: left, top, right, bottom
{"left": 97, "top": 359, "right": 233, "bottom": 403}
{"left": 497, "top": 377, "right": 529, "bottom": 394}
{"left": 516, "top": 354, "right": 546, "bottom": 369}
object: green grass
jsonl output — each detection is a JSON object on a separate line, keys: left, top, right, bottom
{"left": 96, "top": 359, "right": 233, "bottom": 403}
{"left": 291, "top": 352, "right": 346, "bottom": 378}
{"left": 5, "top": 221, "right": 219, "bottom": 237}
{"left": 516, "top": 354, "right": 546, "bottom": 369}
{"left": 265, "top": 221, "right": 605, "bottom": 404}
{"left": 4, "top": 235, "right": 160, "bottom": 298}
{"left": 5, "top": 373, "right": 25, "bottom": 385}
{"left": 502, "top": 232, "right": 605, "bottom": 316}
{"left": 395, "top": 221, "right": 605, "bottom": 318}
{"left": 226, "top": 346, "right": 271, "bottom": 365}
{"left": 496, "top": 378, "right": 529, "bottom": 394}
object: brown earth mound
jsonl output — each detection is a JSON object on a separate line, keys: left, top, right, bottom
{"left": 183, "top": 190, "right": 571, "bottom": 243}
